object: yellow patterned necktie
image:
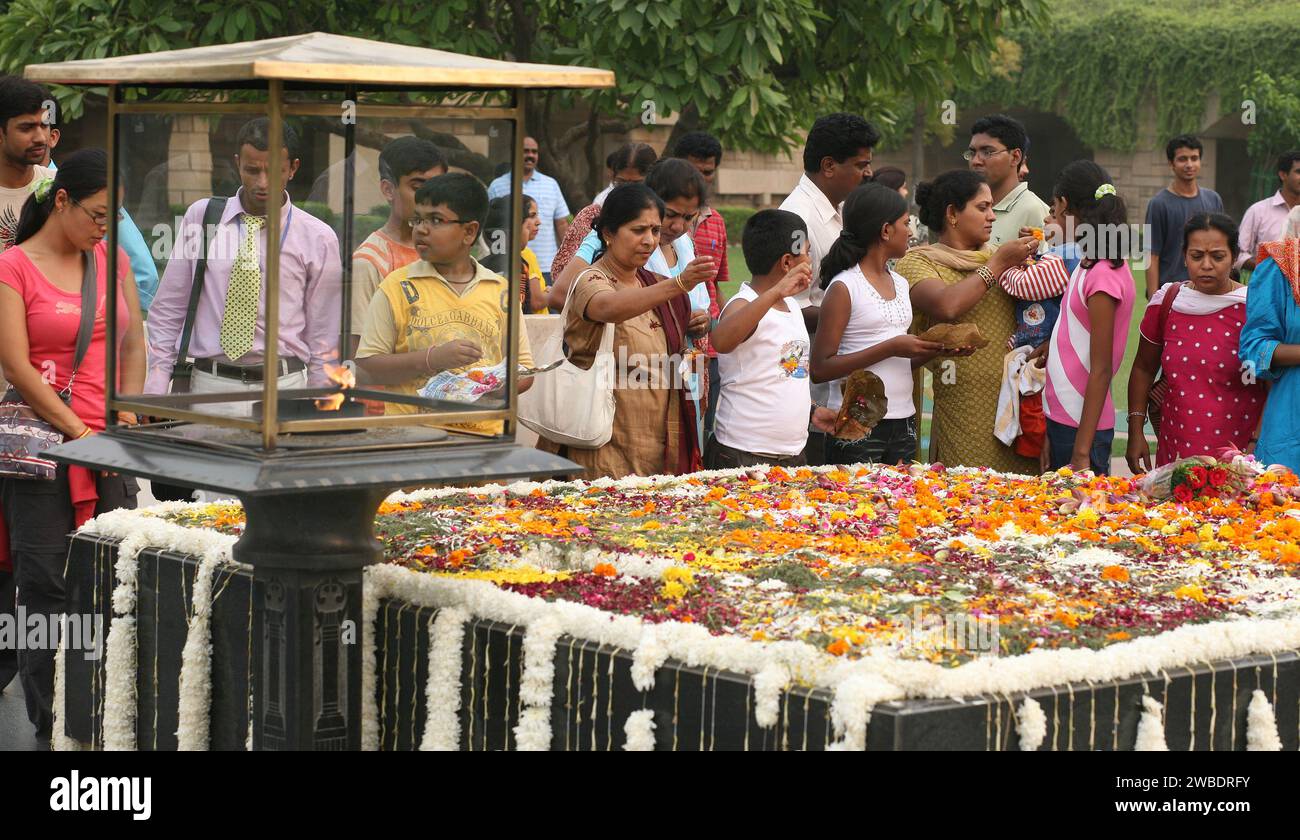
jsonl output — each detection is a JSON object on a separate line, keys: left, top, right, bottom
{"left": 220, "top": 213, "right": 266, "bottom": 361}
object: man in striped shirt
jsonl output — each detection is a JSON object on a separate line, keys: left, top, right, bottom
{"left": 487, "top": 137, "right": 570, "bottom": 281}
{"left": 349, "top": 136, "right": 446, "bottom": 356}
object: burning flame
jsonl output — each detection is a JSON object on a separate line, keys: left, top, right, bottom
{"left": 315, "top": 362, "right": 356, "bottom": 411}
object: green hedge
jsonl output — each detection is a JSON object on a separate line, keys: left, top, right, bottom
{"left": 715, "top": 205, "right": 758, "bottom": 236}
{"left": 299, "top": 201, "right": 336, "bottom": 228}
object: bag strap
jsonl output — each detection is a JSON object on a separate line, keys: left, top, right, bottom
{"left": 176, "top": 197, "right": 228, "bottom": 366}
{"left": 1154, "top": 281, "right": 1183, "bottom": 346}
{"left": 567, "top": 266, "right": 616, "bottom": 353}
{"left": 56, "top": 248, "right": 100, "bottom": 399}
{"left": 71, "top": 247, "right": 97, "bottom": 372}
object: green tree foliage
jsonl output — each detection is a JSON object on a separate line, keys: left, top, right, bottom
{"left": 958, "top": 0, "right": 1300, "bottom": 155}
{"left": 1243, "top": 70, "right": 1300, "bottom": 165}
{"left": 0, "top": 0, "right": 1043, "bottom": 201}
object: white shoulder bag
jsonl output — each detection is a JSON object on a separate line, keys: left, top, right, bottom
{"left": 517, "top": 267, "right": 617, "bottom": 448}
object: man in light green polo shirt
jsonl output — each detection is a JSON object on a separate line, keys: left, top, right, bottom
{"left": 965, "top": 114, "right": 1049, "bottom": 247}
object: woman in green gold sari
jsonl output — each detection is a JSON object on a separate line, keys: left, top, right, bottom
{"left": 895, "top": 169, "right": 1040, "bottom": 473}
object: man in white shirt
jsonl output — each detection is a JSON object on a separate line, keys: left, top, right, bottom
{"left": 778, "top": 113, "right": 879, "bottom": 464}
{"left": 1237, "top": 151, "right": 1300, "bottom": 272}
{"left": 966, "top": 114, "right": 1049, "bottom": 248}
{"left": 487, "top": 136, "right": 569, "bottom": 281}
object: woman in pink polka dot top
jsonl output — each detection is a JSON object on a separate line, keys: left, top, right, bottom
{"left": 1126, "top": 214, "right": 1266, "bottom": 472}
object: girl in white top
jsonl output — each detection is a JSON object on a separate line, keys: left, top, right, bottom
{"left": 708, "top": 210, "right": 837, "bottom": 466}
{"left": 811, "top": 182, "right": 948, "bottom": 465}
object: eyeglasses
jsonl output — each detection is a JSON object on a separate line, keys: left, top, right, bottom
{"left": 664, "top": 208, "right": 699, "bottom": 225}
{"left": 407, "top": 215, "right": 469, "bottom": 230}
{"left": 963, "top": 147, "right": 1011, "bottom": 162}
{"left": 71, "top": 198, "right": 121, "bottom": 227}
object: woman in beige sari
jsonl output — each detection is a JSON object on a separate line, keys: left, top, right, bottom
{"left": 895, "top": 169, "right": 1040, "bottom": 473}
{"left": 536, "top": 183, "right": 710, "bottom": 479}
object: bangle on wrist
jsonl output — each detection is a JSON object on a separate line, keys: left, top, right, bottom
{"left": 674, "top": 275, "right": 688, "bottom": 294}
{"left": 424, "top": 345, "right": 435, "bottom": 373}
{"left": 1127, "top": 411, "right": 1147, "bottom": 420}
{"left": 975, "top": 265, "right": 996, "bottom": 290}
{"left": 74, "top": 427, "right": 92, "bottom": 440}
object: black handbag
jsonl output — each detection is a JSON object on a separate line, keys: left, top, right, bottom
{"left": 0, "top": 249, "right": 98, "bottom": 480}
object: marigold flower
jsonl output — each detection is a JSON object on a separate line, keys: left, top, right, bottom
{"left": 1100, "top": 565, "right": 1129, "bottom": 582}
{"left": 592, "top": 563, "right": 618, "bottom": 577}
{"left": 826, "top": 639, "right": 850, "bottom": 656}
{"left": 1173, "top": 584, "right": 1208, "bottom": 603}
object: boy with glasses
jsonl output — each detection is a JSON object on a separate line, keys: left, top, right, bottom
{"left": 355, "top": 173, "right": 534, "bottom": 434}
{"left": 966, "top": 114, "right": 1048, "bottom": 247}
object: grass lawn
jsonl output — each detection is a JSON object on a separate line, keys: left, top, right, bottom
{"left": 718, "top": 249, "right": 1153, "bottom": 460}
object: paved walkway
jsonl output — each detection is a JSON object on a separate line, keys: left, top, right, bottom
{"left": 0, "top": 681, "right": 40, "bottom": 751}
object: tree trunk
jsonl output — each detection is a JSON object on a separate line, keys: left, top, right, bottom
{"left": 583, "top": 106, "right": 602, "bottom": 200}
{"left": 911, "top": 101, "right": 926, "bottom": 191}
{"left": 662, "top": 103, "right": 702, "bottom": 159}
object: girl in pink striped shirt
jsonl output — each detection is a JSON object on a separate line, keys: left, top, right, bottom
{"left": 1040, "top": 161, "right": 1136, "bottom": 474}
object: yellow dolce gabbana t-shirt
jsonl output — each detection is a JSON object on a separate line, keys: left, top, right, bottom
{"left": 356, "top": 257, "right": 533, "bottom": 434}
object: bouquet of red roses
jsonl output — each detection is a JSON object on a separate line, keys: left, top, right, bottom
{"left": 1138, "top": 454, "right": 1261, "bottom": 503}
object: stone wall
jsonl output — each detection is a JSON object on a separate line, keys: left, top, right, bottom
{"left": 165, "top": 115, "right": 216, "bottom": 207}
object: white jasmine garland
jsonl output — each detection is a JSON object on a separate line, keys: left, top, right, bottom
{"left": 1246, "top": 690, "right": 1282, "bottom": 751}
{"left": 51, "top": 639, "right": 80, "bottom": 751}
{"left": 514, "top": 616, "right": 563, "bottom": 751}
{"left": 623, "top": 710, "right": 656, "bottom": 751}
{"left": 827, "top": 673, "right": 902, "bottom": 750}
{"left": 752, "top": 662, "right": 790, "bottom": 728}
{"left": 78, "top": 508, "right": 243, "bottom": 752}
{"left": 99, "top": 528, "right": 144, "bottom": 751}
{"left": 1135, "top": 695, "right": 1169, "bottom": 751}
{"left": 101, "top": 615, "right": 137, "bottom": 751}
{"left": 631, "top": 626, "right": 668, "bottom": 692}
{"left": 1017, "top": 697, "right": 1047, "bottom": 752}
{"left": 360, "top": 569, "right": 388, "bottom": 752}
{"left": 419, "top": 606, "right": 470, "bottom": 751}
{"left": 177, "top": 554, "right": 224, "bottom": 750}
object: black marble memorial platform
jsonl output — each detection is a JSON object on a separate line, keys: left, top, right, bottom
{"left": 61, "top": 534, "right": 1300, "bottom": 750}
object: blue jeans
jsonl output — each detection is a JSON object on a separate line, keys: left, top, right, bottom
{"left": 823, "top": 417, "right": 918, "bottom": 466}
{"left": 1045, "top": 418, "right": 1113, "bottom": 474}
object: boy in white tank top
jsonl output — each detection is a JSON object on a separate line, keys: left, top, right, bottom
{"left": 707, "top": 210, "right": 838, "bottom": 468}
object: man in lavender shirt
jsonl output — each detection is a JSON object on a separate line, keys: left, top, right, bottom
{"left": 1237, "top": 151, "right": 1300, "bottom": 272}
{"left": 145, "top": 118, "right": 342, "bottom": 416}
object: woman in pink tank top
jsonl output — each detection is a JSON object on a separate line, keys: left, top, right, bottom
{"left": 0, "top": 148, "right": 145, "bottom": 741}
